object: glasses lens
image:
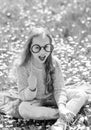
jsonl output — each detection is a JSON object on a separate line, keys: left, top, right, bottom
{"left": 44, "top": 44, "right": 53, "bottom": 52}
{"left": 31, "top": 44, "right": 40, "bottom": 53}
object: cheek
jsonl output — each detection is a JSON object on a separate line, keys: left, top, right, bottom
{"left": 32, "top": 53, "right": 38, "bottom": 58}
{"left": 46, "top": 52, "right": 50, "bottom": 57}
{"left": 33, "top": 54, "right": 39, "bottom": 58}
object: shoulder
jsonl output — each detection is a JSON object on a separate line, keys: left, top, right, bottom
{"left": 52, "top": 56, "right": 62, "bottom": 69}
{"left": 17, "top": 66, "right": 25, "bottom": 72}
{"left": 52, "top": 56, "right": 64, "bottom": 83}
{"left": 17, "top": 65, "right": 28, "bottom": 77}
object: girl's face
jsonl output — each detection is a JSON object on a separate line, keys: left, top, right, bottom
{"left": 30, "top": 34, "right": 53, "bottom": 63}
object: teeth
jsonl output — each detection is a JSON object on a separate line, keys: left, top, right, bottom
{"left": 39, "top": 56, "right": 46, "bottom": 61}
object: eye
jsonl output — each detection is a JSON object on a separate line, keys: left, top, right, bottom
{"left": 31, "top": 44, "right": 40, "bottom": 53}
{"left": 44, "top": 44, "right": 51, "bottom": 52}
{"left": 34, "top": 45, "right": 40, "bottom": 49}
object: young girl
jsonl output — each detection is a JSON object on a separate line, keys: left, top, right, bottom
{"left": 1, "top": 27, "right": 88, "bottom": 130}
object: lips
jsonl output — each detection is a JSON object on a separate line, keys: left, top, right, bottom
{"left": 39, "top": 56, "right": 46, "bottom": 61}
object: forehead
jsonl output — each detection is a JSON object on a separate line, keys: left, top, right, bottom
{"left": 32, "top": 34, "right": 51, "bottom": 45}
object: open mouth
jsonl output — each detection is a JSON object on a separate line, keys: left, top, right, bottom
{"left": 39, "top": 56, "right": 46, "bottom": 61}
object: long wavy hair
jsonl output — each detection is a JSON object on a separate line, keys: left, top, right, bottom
{"left": 12, "top": 27, "right": 55, "bottom": 93}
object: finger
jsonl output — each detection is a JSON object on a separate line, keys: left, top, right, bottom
{"left": 6, "top": 109, "right": 14, "bottom": 116}
{"left": 3, "top": 108, "right": 13, "bottom": 115}
{"left": 1, "top": 106, "right": 9, "bottom": 111}
{"left": 0, "top": 104, "right": 7, "bottom": 109}
{"left": 1, "top": 104, "right": 13, "bottom": 112}
{"left": 68, "top": 113, "right": 74, "bottom": 121}
{"left": 66, "top": 115, "right": 74, "bottom": 123}
{"left": 60, "top": 113, "right": 66, "bottom": 122}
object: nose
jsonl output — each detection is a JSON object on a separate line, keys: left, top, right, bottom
{"left": 40, "top": 47, "right": 46, "bottom": 54}
{"left": 39, "top": 49, "right": 46, "bottom": 57}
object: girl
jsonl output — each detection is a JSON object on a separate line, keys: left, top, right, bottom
{"left": 1, "top": 27, "right": 88, "bottom": 130}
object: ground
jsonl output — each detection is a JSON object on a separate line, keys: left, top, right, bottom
{"left": 0, "top": 102, "right": 91, "bottom": 130}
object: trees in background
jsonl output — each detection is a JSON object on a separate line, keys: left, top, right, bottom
{"left": 0, "top": 0, "right": 91, "bottom": 89}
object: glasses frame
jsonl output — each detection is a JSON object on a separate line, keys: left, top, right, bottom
{"left": 31, "top": 44, "right": 54, "bottom": 53}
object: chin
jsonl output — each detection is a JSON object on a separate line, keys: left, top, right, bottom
{"left": 39, "top": 60, "right": 45, "bottom": 64}
{"left": 38, "top": 58, "right": 47, "bottom": 64}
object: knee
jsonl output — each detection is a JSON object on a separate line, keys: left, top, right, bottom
{"left": 18, "top": 102, "right": 44, "bottom": 120}
{"left": 18, "top": 102, "right": 30, "bottom": 119}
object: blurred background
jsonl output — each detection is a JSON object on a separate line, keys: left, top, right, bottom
{"left": 0, "top": 0, "right": 91, "bottom": 91}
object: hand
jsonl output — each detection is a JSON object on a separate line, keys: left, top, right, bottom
{"left": 0, "top": 99, "right": 20, "bottom": 116}
{"left": 0, "top": 102, "right": 15, "bottom": 116}
{"left": 28, "top": 74, "right": 37, "bottom": 90}
{"left": 59, "top": 108, "right": 75, "bottom": 123}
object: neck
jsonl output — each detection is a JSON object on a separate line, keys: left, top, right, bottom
{"left": 31, "top": 57, "right": 44, "bottom": 70}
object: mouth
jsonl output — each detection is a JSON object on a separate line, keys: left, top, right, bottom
{"left": 39, "top": 56, "right": 46, "bottom": 61}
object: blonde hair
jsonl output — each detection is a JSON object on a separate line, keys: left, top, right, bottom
{"left": 18, "top": 27, "right": 54, "bottom": 66}
{"left": 10, "top": 27, "right": 55, "bottom": 93}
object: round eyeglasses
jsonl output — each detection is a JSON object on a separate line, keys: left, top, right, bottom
{"left": 31, "top": 44, "right": 54, "bottom": 53}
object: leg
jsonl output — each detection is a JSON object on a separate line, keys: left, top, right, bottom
{"left": 18, "top": 100, "right": 59, "bottom": 120}
{"left": 50, "top": 89, "right": 88, "bottom": 130}
{"left": 66, "top": 89, "right": 88, "bottom": 115}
